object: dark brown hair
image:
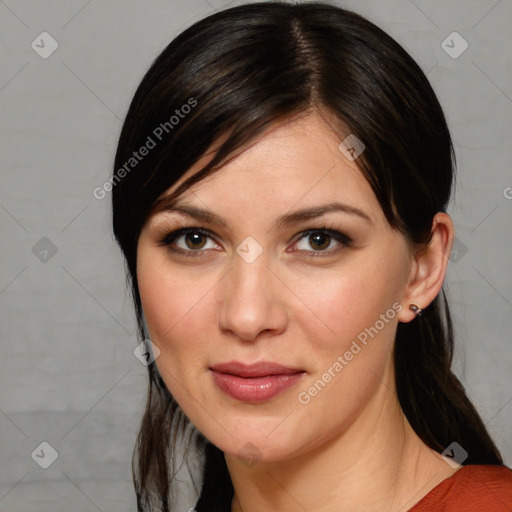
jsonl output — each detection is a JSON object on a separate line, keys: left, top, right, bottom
{"left": 111, "top": 2, "right": 503, "bottom": 510}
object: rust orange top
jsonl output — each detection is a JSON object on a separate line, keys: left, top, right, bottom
{"left": 409, "top": 464, "right": 512, "bottom": 511}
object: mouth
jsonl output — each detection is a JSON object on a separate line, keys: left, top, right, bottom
{"left": 209, "top": 361, "right": 306, "bottom": 403}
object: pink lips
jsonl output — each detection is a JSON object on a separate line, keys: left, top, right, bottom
{"left": 210, "top": 361, "right": 305, "bottom": 403}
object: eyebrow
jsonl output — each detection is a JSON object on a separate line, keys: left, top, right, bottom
{"left": 153, "top": 200, "right": 373, "bottom": 228}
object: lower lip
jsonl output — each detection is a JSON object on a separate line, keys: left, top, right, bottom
{"left": 211, "top": 370, "right": 305, "bottom": 403}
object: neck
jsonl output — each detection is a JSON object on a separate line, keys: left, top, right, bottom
{"left": 225, "top": 367, "right": 456, "bottom": 512}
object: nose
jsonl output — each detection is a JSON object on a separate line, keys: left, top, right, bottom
{"left": 217, "top": 256, "right": 288, "bottom": 342}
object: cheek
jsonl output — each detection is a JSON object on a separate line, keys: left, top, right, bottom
{"left": 292, "top": 247, "right": 408, "bottom": 406}
{"left": 136, "top": 256, "right": 215, "bottom": 360}
{"left": 289, "top": 257, "right": 405, "bottom": 353}
{"left": 289, "top": 271, "right": 401, "bottom": 427}
{"left": 137, "top": 264, "right": 216, "bottom": 409}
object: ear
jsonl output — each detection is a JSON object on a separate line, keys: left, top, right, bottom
{"left": 397, "top": 212, "right": 455, "bottom": 323}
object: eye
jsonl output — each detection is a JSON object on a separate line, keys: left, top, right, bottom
{"left": 159, "top": 227, "right": 220, "bottom": 256}
{"left": 290, "top": 228, "right": 352, "bottom": 255}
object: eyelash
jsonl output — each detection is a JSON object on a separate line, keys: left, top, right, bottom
{"left": 158, "top": 225, "right": 352, "bottom": 258}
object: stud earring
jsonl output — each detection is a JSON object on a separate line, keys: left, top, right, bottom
{"left": 409, "top": 304, "right": 423, "bottom": 316}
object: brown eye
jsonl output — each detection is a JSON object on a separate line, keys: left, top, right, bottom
{"left": 160, "top": 227, "right": 218, "bottom": 255}
{"left": 308, "top": 232, "right": 331, "bottom": 251}
{"left": 184, "top": 232, "right": 208, "bottom": 249}
{"left": 291, "top": 228, "right": 352, "bottom": 255}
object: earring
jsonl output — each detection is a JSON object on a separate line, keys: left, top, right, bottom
{"left": 409, "top": 304, "right": 423, "bottom": 316}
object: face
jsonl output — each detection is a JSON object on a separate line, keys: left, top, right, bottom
{"left": 136, "top": 111, "right": 414, "bottom": 464}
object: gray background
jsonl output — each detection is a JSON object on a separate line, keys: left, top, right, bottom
{"left": 1, "top": 0, "right": 511, "bottom": 510}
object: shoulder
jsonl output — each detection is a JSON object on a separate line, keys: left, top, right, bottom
{"left": 410, "top": 464, "right": 512, "bottom": 511}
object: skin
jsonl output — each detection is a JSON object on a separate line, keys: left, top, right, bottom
{"left": 137, "top": 111, "right": 456, "bottom": 512}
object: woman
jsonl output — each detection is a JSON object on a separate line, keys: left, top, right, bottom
{"left": 111, "top": 2, "right": 512, "bottom": 511}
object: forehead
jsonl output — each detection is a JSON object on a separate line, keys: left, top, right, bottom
{"left": 152, "top": 111, "right": 383, "bottom": 226}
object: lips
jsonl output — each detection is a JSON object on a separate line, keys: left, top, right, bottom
{"left": 209, "top": 361, "right": 306, "bottom": 403}
{"left": 210, "top": 361, "right": 304, "bottom": 378}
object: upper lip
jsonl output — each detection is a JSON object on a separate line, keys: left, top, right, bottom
{"left": 210, "top": 361, "right": 304, "bottom": 378}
